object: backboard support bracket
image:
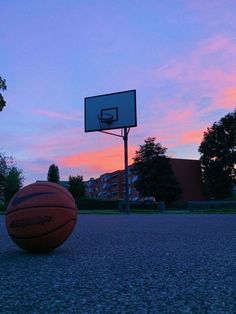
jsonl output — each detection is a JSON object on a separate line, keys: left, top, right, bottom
{"left": 99, "top": 127, "right": 130, "bottom": 138}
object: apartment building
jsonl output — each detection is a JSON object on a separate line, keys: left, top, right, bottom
{"left": 85, "top": 158, "right": 205, "bottom": 202}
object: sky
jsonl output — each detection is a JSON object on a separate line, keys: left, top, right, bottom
{"left": 1, "top": 0, "right": 236, "bottom": 185}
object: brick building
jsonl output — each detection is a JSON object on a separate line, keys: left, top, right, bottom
{"left": 169, "top": 158, "right": 204, "bottom": 201}
{"left": 85, "top": 158, "right": 204, "bottom": 202}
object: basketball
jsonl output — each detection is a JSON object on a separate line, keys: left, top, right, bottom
{"left": 5, "top": 182, "right": 77, "bottom": 252}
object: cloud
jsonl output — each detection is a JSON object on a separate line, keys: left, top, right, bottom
{"left": 148, "top": 34, "right": 236, "bottom": 114}
{"left": 17, "top": 127, "right": 84, "bottom": 157}
{"left": 215, "top": 87, "right": 236, "bottom": 109}
{"left": 160, "top": 63, "right": 182, "bottom": 79}
{"left": 180, "top": 130, "right": 204, "bottom": 145}
{"left": 60, "top": 145, "right": 137, "bottom": 175}
{"left": 33, "top": 109, "right": 81, "bottom": 121}
{"left": 164, "top": 106, "right": 195, "bottom": 124}
{"left": 199, "top": 35, "right": 229, "bottom": 55}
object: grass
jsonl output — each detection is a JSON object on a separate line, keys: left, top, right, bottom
{"left": 1, "top": 207, "right": 235, "bottom": 216}
{"left": 78, "top": 208, "right": 236, "bottom": 215}
{"left": 78, "top": 209, "right": 123, "bottom": 215}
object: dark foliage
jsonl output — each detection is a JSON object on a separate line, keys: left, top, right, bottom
{"left": 0, "top": 152, "right": 24, "bottom": 203}
{"left": 199, "top": 110, "right": 236, "bottom": 199}
{"left": 68, "top": 174, "right": 86, "bottom": 198}
{"left": 132, "top": 137, "right": 182, "bottom": 203}
{"left": 47, "top": 164, "right": 60, "bottom": 183}
{"left": 0, "top": 76, "right": 7, "bottom": 112}
{"left": 75, "top": 197, "right": 120, "bottom": 210}
{"left": 3, "top": 167, "right": 24, "bottom": 202}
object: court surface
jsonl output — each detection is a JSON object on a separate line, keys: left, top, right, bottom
{"left": 0, "top": 214, "right": 235, "bottom": 313}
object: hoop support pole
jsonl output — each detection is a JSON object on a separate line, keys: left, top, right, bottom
{"left": 99, "top": 127, "right": 130, "bottom": 214}
{"left": 123, "top": 127, "right": 130, "bottom": 214}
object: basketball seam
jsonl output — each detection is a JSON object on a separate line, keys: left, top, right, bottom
{"left": 31, "top": 183, "right": 75, "bottom": 202}
{"left": 6, "top": 205, "right": 77, "bottom": 215}
{"left": 8, "top": 218, "right": 76, "bottom": 240}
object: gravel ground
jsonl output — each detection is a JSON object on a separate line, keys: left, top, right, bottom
{"left": 0, "top": 214, "right": 235, "bottom": 314}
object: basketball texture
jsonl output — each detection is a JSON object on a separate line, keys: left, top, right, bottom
{"left": 5, "top": 182, "right": 77, "bottom": 252}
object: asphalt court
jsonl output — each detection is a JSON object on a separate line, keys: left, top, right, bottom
{"left": 0, "top": 214, "right": 235, "bottom": 313}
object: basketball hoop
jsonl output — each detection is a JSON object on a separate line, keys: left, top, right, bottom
{"left": 97, "top": 113, "right": 114, "bottom": 127}
{"left": 84, "top": 90, "right": 137, "bottom": 214}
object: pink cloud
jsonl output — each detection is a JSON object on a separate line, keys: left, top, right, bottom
{"left": 60, "top": 145, "right": 137, "bottom": 174}
{"left": 152, "top": 37, "right": 231, "bottom": 81}
{"left": 180, "top": 130, "right": 204, "bottom": 145}
{"left": 200, "top": 69, "right": 236, "bottom": 84}
{"left": 26, "top": 128, "right": 83, "bottom": 155}
{"left": 135, "top": 104, "right": 201, "bottom": 152}
{"left": 215, "top": 87, "right": 236, "bottom": 109}
{"left": 200, "top": 35, "right": 229, "bottom": 55}
{"left": 33, "top": 109, "right": 81, "bottom": 121}
{"left": 148, "top": 35, "right": 236, "bottom": 114}
{"left": 164, "top": 106, "right": 195, "bottom": 124}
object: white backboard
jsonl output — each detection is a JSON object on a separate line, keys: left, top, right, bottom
{"left": 84, "top": 90, "right": 137, "bottom": 132}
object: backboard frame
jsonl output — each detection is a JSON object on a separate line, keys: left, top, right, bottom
{"left": 84, "top": 89, "right": 137, "bottom": 132}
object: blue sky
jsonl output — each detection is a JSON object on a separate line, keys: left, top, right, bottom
{"left": 1, "top": 0, "right": 236, "bottom": 185}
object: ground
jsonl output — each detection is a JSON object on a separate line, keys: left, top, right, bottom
{"left": 0, "top": 214, "right": 235, "bottom": 313}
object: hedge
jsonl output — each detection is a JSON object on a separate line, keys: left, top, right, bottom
{"left": 0, "top": 202, "right": 6, "bottom": 212}
{"left": 75, "top": 198, "right": 161, "bottom": 210}
{"left": 75, "top": 197, "right": 120, "bottom": 210}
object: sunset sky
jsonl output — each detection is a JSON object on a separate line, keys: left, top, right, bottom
{"left": 1, "top": 1, "right": 236, "bottom": 185}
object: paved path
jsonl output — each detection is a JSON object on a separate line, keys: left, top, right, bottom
{"left": 0, "top": 214, "right": 235, "bottom": 313}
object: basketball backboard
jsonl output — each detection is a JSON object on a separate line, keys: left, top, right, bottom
{"left": 84, "top": 90, "right": 137, "bottom": 132}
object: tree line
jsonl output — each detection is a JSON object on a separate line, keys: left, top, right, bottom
{"left": 47, "top": 164, "right": 85, "bottom": 198}
{"left": 0, "top": 159, "right": 85, "bottom": 206}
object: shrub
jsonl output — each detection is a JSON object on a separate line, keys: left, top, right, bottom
{"left": 0, "top": 201, "right": 6, "bottom": 212}
{"left": 75, "top": 197, "right": 120, "bottom": 210}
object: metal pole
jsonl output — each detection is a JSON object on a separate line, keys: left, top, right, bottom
{"left": 123, "top": 127, "right": 130, "bottom": 214}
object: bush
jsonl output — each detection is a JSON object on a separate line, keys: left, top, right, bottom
{"left": 127, "top": 201, "right": 158, "bottom": 210}
{"left": 75, "top": 197, "right": 120, "bottom": 210}
{"left": 75, "top": 198, "right": 169, "bottom": 211}
{"left": 0, "top": 201, "right": 6, "bottom": 212}
{"left": 227, "top": 195, "right": 236, "bottom": 201}
{"left": 166, "top": 201, "right": 188, "bottom": 209}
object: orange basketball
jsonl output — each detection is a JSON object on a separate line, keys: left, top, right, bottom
{"left": 5, "top": 182, "right": 77, "bottom": 252}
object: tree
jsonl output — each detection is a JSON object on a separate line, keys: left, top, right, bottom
{"left": 132, "top": 137, "right": 182, "bottom": 203}
{"left": 0, "top": 152, "right": 14, "bottom": 198}
{"left": 47, "top": 164, "right": 60, "bottom": 183}
{"left": 198, "top": 110, "right": 236, "bottom": 199}
{"left": 0, "top": 76, "right": 7, "bottom": 112}
{"left": 68, "top": 174, "right": 85, "bottom": 198}
{"left": 0, "top": 153, "right": 8, "bottom": 198}
{"left": 3, "top": 167, "right": 24, "bottom": 203}
{"left": 0, "top": 152, "right": 24, "bottom": 202}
